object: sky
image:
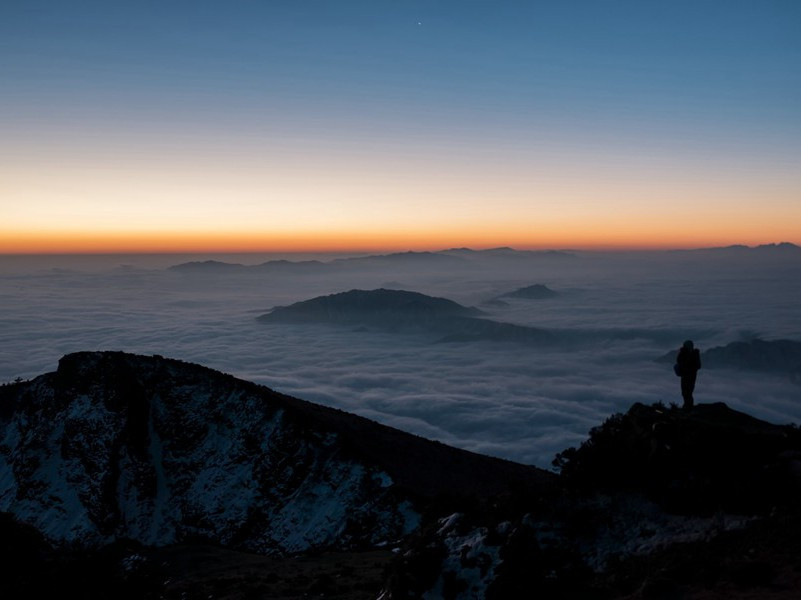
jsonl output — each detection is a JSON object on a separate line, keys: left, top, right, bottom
{"left": 2, "top": 0, "right": 800, "bottom": 253}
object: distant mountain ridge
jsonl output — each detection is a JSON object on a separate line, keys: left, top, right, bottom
{"left": 166, "top": 243, "right": 797, "bottom": 273}
{"left": 168, "top": 247, "right": 576, "bottom": 273}
{"left": 169, "top": 258, "right": 328, "bottom": 273}
{"left": 671, "top": 241, "right": 800, "bottom": 254}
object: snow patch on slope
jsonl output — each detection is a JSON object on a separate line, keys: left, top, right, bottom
{"left": 424, "top": 513, "right": 502, "bottom": 600}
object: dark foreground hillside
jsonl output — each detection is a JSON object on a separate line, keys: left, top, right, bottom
{"left": 2, "top": 353, "right": 801, "bottom": 598}
{"left": 388, "top": 402, "right": 801, "bottom": 598}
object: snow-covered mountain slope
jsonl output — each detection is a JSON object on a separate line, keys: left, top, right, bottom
{"left": 0, "top": 351, "right": 550, "bottom": 553}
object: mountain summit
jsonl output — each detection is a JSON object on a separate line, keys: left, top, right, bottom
{"left": 3, "top": 354, "right": 801, "bottom": 598}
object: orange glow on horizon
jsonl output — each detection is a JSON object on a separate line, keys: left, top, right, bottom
{"left": 4, "top": 139, "right": 799, "bottom": 256}
{"left": 1, "top": 226, "right": 796, "bottom": 255}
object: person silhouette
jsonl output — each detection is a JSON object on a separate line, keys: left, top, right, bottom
{"left": 675, "top": 339, "right": 702, "bottom": 410}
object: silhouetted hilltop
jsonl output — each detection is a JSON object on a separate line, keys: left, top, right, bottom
{"left": 259, "top": 288, "right": 483, "bottom": 326}
{"left": 388, "top": 401, "right": 801, "bottom": 598}
{"left": 258, "top": 288, "right": 556, "bottom": 344}
{"left": 554, "top": 401, "right": 801, "bottom": 515}
{"left": 497, "top": 283, "right": 558, "bottom": 299}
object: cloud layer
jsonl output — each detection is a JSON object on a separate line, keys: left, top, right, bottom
{"left": 1, "top": 249, "right": 800, "bottom": 468}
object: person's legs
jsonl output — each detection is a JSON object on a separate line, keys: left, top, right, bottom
{"left": 681, "top": 374, "right": 696, "bottom": 410}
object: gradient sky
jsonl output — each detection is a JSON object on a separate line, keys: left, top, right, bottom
{"left": 2, "top": 0, "right": 800, "bottom": 253}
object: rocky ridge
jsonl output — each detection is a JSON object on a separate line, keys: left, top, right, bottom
{"left": 0, "top": 352, "right": 547, "bottom": 555}
{"left": 2, "top": 353, "right": 801, "bottom": 598}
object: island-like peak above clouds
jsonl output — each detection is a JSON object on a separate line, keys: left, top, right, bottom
{"left": 497, "top": 283, "right": 559, "bottom": 300}
{"left": 656, "top": 338, "right": 801, "bottom": 379}
{"left": 259, "top": 288, "right": 484, "bottom": 324}
{"left": 258, "top": 288, "right": 560, "bottom": 345}
{"left": 702, "top": 339, "right": 801, "bottom": 377}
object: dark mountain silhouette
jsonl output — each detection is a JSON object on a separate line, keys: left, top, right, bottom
{"left": 2, "top": 355, "right": 801, "bottom": 597}
{"left": 251, "top": 259, "right": 330, "bottom": 273}
{"left": 440, "top": 247, "right": 575, "bottom": 259}
{"left": 258, "top": 288, "right": 555, "bottom": 344}
{"left": 657, "top": 338, "right": 801, "bottom": 379}
{"left": 329, "top": 251, "right": 469, "bottom": 272}
{"left": 169, "top": 258, "right": 330, "bottom": 274}
{"left": 702, "top": 338, "right": 801, "bottom": 377}
{"left": 168, "top": 260, "right": 247, "bottom": 272}
{"left": 497, "top": 283, "right": 558, "bottom": 300}
{"left": 670, "top": 241, "right": 801, "bottom": 255}
{"left": 390, "top": 402, "right": 801, "bottom": 598}
{"left": 259, "top": 288, "right": 483, "bottom": 324}
{"left": 167, "top": 246, "right": 578, "bottom": 275}
{"left": 553, "top": 401, "right": 801, "bottom": 514}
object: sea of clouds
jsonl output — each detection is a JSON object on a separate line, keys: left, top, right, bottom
{"left": 1, "top": 248, "right": 800, "bottom": 468}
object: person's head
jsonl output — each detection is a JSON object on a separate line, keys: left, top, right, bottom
{"left": 683, "top": 339, "right": 694, "bottom": 350}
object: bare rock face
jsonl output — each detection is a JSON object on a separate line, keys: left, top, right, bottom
{"left": 0, "top": 351, "right": 549, "bottom": 556}
{"left": 0, "top": 352, "right": 417, "bottom": 552}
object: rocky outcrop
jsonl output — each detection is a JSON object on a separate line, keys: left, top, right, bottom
{"left": 0, "top": 352, "right": 549, "bottom": 554}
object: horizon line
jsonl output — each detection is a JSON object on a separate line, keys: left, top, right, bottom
{"left": 1, "top": 241, "right": 797, "bottom": 257}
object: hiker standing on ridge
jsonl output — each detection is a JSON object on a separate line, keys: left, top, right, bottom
{"left": 675, "top": 340, "right": 702, "bottom": 410}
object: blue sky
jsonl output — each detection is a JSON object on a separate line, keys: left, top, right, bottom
{"left": 2, "top": 0, "right": 800, "bottom": 252}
